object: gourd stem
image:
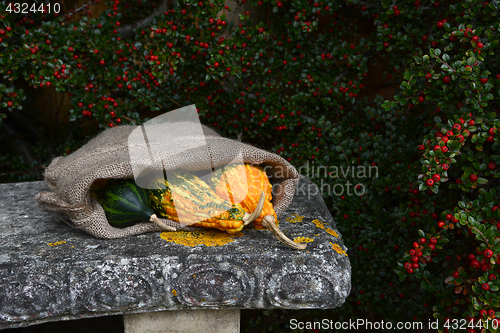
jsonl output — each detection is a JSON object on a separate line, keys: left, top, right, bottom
{"left": 150, "top": 214, "right": 176, "bottom": 231}
{"left": 243, "top": 191, "right": 265, "bottom": 225}
{"left": 261, "top": 215, "right": 307, "bottom": 250}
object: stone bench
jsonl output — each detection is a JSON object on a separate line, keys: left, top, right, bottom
{"left": 0, "top": 177, "right": 350, "bottom": 332}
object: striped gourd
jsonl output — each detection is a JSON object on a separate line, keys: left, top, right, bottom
{"left": 210, "top": 164, "right": 306, "bottom": 250}
{"left": 148, "top": 171, "right": 263, "bottom": 234}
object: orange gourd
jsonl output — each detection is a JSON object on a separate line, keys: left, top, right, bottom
{"left": 210, "top": 164, "right": 305, "bottom": 249}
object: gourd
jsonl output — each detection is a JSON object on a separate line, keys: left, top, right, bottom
{"left": 210, "top": 164, "right": 306, "bottom": 250}
{"left": 97, "top": 180, "right": 175, "bottom": 231}
{"left": 148, "top": 171, "right": 264, "bottom": 234}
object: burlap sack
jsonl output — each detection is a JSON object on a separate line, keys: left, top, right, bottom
{"left": 36, "top": 123, "right": 299, "bottom": 238}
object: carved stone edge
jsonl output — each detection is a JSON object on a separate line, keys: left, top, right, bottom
{"left": 0, "top": 250, "right": 350, "bottom": 329}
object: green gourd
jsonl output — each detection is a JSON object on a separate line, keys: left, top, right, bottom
{"left": 97, "top": 179, "right": 174, "bottom": 230}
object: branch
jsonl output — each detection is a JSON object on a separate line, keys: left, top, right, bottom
{"left": 61, "top": 0, "right": 99, "bottom": 23}
{"left": 471, "top": 226, "right": 489, "bottom": 245}
{"left": 122, "top": 115, "right": 137, "bottom": 123}
{"left": 436, "top": 56, "right": 456, "bottom": 73}
{"left": 116, "top": 0, "right": 168, "bottom": 39}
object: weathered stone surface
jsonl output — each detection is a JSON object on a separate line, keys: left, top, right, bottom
{"left": 0, "top": 177, "right": 350, "bottom": 329}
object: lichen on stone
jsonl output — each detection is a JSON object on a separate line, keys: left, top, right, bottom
{"left": 48, "top": 241, "right": 66, "bottom": 247}
{"left": 286, "top": 214, "right": 304, "bottom": 223}
{"left": 311, "top": 219, "right": 338, "bottom": 238}
{"left": 330, "top": 242, "right": 348, "bottom": 256}
{"left": 160, "top": 230, "right": 243, "bottom": 247}
{"left": 294, "top": 237, "right": 314, "bottom": 243}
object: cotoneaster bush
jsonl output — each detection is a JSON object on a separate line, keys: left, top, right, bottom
{"left": 1, "top": 0, "right": 500, "bottom": 331}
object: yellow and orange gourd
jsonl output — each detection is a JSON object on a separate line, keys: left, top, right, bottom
{"left": 148, "top": 165, "right": 305, "bottom": 249}
{"left": 149, "top": 171, "right": 262, "bottom": 234}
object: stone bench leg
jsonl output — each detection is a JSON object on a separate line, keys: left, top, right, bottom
{"left": 123, "top": 309, "right": 240, "bottom": 333}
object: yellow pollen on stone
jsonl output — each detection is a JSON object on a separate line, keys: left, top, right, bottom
{"left": 294, "top": 236, "right": 314, "bottom": 243}
{"left": 330, "top": 242, "right": 348, "bottom": 256}
{"left": 160, "top": 230, "right": 243, "bottom": 247}
{"left": 171, "top": 289, "right": 177, "bottom": 296}
{"left": 311, "top": 219, "right": 338, "bottom": 237}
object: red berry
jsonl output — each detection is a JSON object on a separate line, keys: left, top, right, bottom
{"left": 482, "top": 283, "right": 490, "bottom": 291}
{"left": 426, "top": 179, "right": 434, "bottom": 186}
{"left": 436, "top": 21, "right": 444, "bottom": 28}
{"left": 452, "top": 271, "right": 459, "bottom": 278}
{"left": 484, "top": 249, "right": 494, "bottom": 258}
{"left": 438, "top": 221, "right": 445, "bottom": 228}
{"left": 471, "top": 260, "right": 480, "bottom": 269}
{"left": 477, "top": 42, "right": 484, "bottom": 49}
{"left": 480, "top": 78, "right": 488, "bottom": 84}
{"left": 488, "top": 162, "right": 496, "bottom": 170}
{"left": 430, "top": 237, "right": 437, "bottom": 244}
{"left": 470, "top": 174, "right": 478, "bottom": 182}
{"left": 432, "top": 174, "right": 441, "bottom": 182}
{"left": 443, "top": 76, "right": 451, "bottom": 84}
{"left": 425, "top": 73, "right": 432, "bottom": 80}
{"left": 419, "top": 238, "right": 426, "bottom": 244}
